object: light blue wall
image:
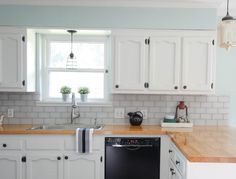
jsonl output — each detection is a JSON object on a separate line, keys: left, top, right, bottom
{"left": 0, "top": 5, "right": 235, "bottom": 125}
{"left": 216, "top": 47, "right": 236, "bottom": 126}
{"left": 0, "top": 5, "right": 216, "bottom": 29}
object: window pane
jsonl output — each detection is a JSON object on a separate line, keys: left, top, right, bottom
{"left": 49, "top": 42, "right": 70, "bottom": 68}
{"left": 49, "top": 42, "right": 105, "bottom": 69}
{"left": 48, "top": 72, "right": 104, "bottom": 99}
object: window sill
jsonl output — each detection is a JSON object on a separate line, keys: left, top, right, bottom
{"left": 36, "top": 101, "right": 113, "bottom": 107}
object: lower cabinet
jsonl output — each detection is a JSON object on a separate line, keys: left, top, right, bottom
{"left": 168, "top": 160, "right": 184, "bottom": 179}
{"left": 0, "top": 135, "right": 103, "bottom": 179}
{"left": 26, "top": 153, "right": 101, "bottom": 179}
{"left": 0, "top": 154, "right": 23, "bottom": 179}
{"left": 26, "top": 154, "right": 63, "bottom": 179}
{"left": 64, "top": 153, "right": 101, "bottom": 179}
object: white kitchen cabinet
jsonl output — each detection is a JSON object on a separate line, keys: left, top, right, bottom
{"left": 168, "top": 161, "right": 184, "bottom": 179}
{"left": 113, "top": 36, "right": 147, "bottom": 92}
{"left": 182, "top": 37, "right": 215, "bottom": 92}
{"left": 26, "top": 154, "right": 63, "bottom": 179}
{"left": 149, "top": 37, "right": 181, "bottom": 92}
{"left": 112, "top": 30, "right": 216, "bottom": 95}
{"left": 0, "top": 154, "right": 23, "bottom": 179}
{"left": 64, "top": 153, "right": 101, "bottom": 179}
{"left": 0, "top": 32, "right": 24, "bottom": 90}
{"left": 0, "top": 27, "right": 36, "bottom": 92}
{"left": 0, "top": 135, "right": 103, "bottom": 179}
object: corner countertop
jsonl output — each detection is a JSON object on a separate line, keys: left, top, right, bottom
{"left": 0, "top": 124, "right": 236, "bottom": 163}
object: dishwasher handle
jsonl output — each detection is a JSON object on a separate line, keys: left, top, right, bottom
{"left": 112, "top": 144, "right": 153, "bottom": 148}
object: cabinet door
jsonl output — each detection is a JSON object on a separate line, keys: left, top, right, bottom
{"left": 113, "top": 36, "right": 147, "bottom": 92}
{"left": 26, "top": 154, "right": 63, "bottom": 179}
{"left": 64, "top": 153, "right": 101, "bottom": 179}
{"left": 0, "top": 33, "right": 25, "bottom": 91}
{"left": 182, "top": 37, "right": 215, "bottom": 92}
{"left": 149, "top": 37, "right": 181, "bottom": 92}
{"left": 0, "top": 154, "right": 23, "bottom": 179}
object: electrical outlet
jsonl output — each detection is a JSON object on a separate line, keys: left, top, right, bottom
{"left": 114, "top": 108, "right": 125, "bottom": 119}
{"left": 140, "top": 109, "right": 148, "bottom": 119}
{"left": 7, "top": 109, "right": 14, "bottom": 118}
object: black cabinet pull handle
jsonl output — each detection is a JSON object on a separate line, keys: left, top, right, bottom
{"left": 170, "top": 168, "right": 175, "bottom": 175}
{"left": 174, "top": 86, "right": 178, "bottom": 90}
{"left": 183, "top": 85, "right": 187, "bottom": 89}
{"left": 176, "top": 160, "right": 180, "bottom": 165}
{"left": 2, "top": 144, "right": 7, "bottom": 148}
{"left": 115, "top": 85, "right": 119, "bottom": 88}
{"left": 57, "top": 156, "right": 61, "bottom": 160}
{"left": 168, "top": 149, "right": 173, "bottom": 153}
{"left": 64, "top": 156, "right": 68, "bottom": 160}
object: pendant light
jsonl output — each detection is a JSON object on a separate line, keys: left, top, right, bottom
{"left": 66, "top": 30, "right": 78, "bottom": 69}
{"left": 218, "top": 0, "right": 236, "bottom": 50}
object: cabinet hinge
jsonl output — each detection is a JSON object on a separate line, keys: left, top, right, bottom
{"left": 211, "top": 83, "right": 214, "bottom": 89}
{"left": 22, "top": 80, "right": 25, "bottom": 86}
{"left": 22, "top": 36, "right": 25, "bottom": 42}
{"left": 21, "top": 156, "right": 26, "bottom": 163}
{"left": 212, "top": 40, "right": 215, "bottom": 46}
{"left": 100, "top": 156, "right": 103, "bottom": 162}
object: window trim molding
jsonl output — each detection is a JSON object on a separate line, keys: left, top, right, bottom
{"left": 38, "top": 33, "right": 111, "bottom": 103}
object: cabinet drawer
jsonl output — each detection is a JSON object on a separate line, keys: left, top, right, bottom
{"left": 0, "top": 140, "right": 23, "bottom": 150}
{"left": 26, "top": 138, "right": 64, "bottom": 150}
{"left": 64, "top": 137, "right": 101, "bottom": 151}
{"left": 169, "top": 160, "right": 184, "bottom": 179}
{"left": 175, "top": 151, "right": 186, "bottom": 177}
{"left": 169, "top": 143, "right": 175, "bottom": 162}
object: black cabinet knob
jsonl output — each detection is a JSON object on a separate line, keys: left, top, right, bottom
{"left": 57, "top": 156, "right": 61, "bottom": 160}
{"left": 183, "top": 85, "right": 187, "bottom": 89}
{"left": 168, "top": 149, "right": 173, "bottom": 153}
{"left": 176, "top": 160, "right": 180, "bottom": 165}
{"left": 64, "top": 156, "right": 68, "bottom": 160}
{"left": 2, "top": 144, "right": 7, "bottom": 148}
{"left": 115, "top": 85, "right": 119, "bottom": 88}
{"left": 174, "top": 86, "right": 178, "bottom": 90}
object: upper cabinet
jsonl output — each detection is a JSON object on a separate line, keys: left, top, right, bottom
{"left": 112, "top": 30, "right": 216, "bottom": 95}
{"left": 0, "top": 27, "right": 36, "bottom": 92}
{"left": 114, "top": 36, "right": 148, "bottom": 92}
{"left": 149, "top": 37, "right": 181, "bottom": 92}
{"left": 182, "top": 37, "right": 215, "bottom": 92}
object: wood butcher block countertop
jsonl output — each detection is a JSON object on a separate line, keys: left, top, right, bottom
{"left": 1, "top": 124, "right": 236, "bottom": 163}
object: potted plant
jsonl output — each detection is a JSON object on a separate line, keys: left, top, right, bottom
{"left": 60, "top": 86, "right": 71, "bottom": 102}
{"left": 78, "top": 87, "right": 90, "bottom": 102}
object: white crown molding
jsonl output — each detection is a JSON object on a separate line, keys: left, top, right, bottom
{"left": 0, "top": 0, "right": 223, "bottom": 8}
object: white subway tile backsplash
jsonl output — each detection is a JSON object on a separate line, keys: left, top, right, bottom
{"left": 0, "top": 93, "right": 230, "bottom": 126}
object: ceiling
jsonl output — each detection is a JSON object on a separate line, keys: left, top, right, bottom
{"left": 0, "top": 0, "right": 235, "bottom": 9}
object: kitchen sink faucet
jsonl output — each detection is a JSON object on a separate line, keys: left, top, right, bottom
{"left": 71, "top": 93, "right": 80, "bottom": 124}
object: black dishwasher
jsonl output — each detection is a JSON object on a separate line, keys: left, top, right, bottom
{"left": 105, "top": 137, "right": 160, "bottom": 179}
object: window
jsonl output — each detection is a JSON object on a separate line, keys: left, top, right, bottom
{"left": 39, "top": 32, "right": 110, "bottom": 102}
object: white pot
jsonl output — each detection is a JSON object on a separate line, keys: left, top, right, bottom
{"left": 80, "top": 94, "right": 88, "bottom": 102}
{"left": 62, "top": 94, "right": 70, "bottom": 102}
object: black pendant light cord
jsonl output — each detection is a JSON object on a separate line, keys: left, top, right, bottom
{"left": 70, "top": 31, "right": 73, "bottom": 54}
{"left": 67, "top": 30, "right": 77, "bottom": 59}
{"left": 227, "top": 0, "right": 230, "bottom": 16}
{"left": 222, "top": 0, "right": 235, "bottom": 21}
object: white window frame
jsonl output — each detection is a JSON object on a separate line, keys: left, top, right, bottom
{"left": 39, "top": 34, "right": 111, "bottom": 103}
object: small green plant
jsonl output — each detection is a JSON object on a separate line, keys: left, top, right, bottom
{"left": 60, "top": 86, "right": 71, "bottom": 94}
{"left": 78, "top": 87, "right": 90, "bottom": 94}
